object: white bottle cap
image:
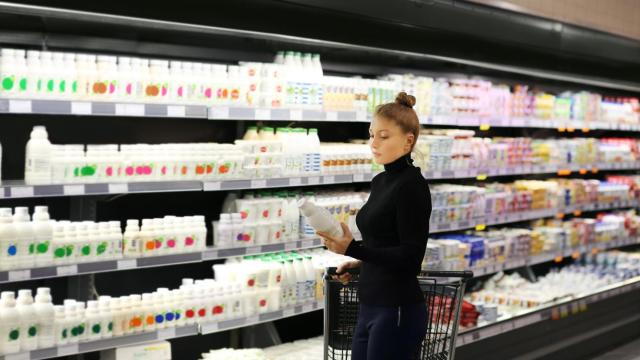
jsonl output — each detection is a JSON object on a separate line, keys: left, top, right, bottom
{"left": 63, "top": 299, "right": 77, "bottom": 307}
{"left": 35, "top": 288, "right": 52, "bottom": 303}
{"left": 86, "top": 300, "right": 99, "bottom": 310}
{"left": 182, "top": 278, "right": 194, "bottom": 286}
{"left": 126, "top": 219, "right": 139, "bottom": 227}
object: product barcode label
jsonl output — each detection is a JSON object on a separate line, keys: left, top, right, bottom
{"left": 157, "top": 327, "right": 176, "bottom": 339}
{"left": 10, "top": 186, "right": 34, "bottom": 198}
{"left": 8, "top": 270, "right": 30, "bottom": 282}
{"left": 63, "top": 184, "right": 85, "bottom": 195}
{"left": 108, "top": 183, "right": 128, "bottom": 194}
{"left": 209, "top": 106, "right": 229, "bottom": 119}
{"left": 9, "top": 99, "right": 32, "bottom": 113}
{"left": 5, "top": 352, "right": 29, "bottom": 360}
{"left": 57, "top": 265, "right": 78, "bottom": 276}
{"left": 255, "top": 109, "right": 271, "bottom": 120}
{"left": 251, "top": 179, "right": 267, "bottom": 188}
{"left": 116, "top": 103, "right": 144, "bottom": 116}
{"left": 205, "top": 182, "right": 222, "bottom": 191}
{"left": 290, "top": 109, "right": 303, "bottom": 120}
{"left": 71, "top": 101, "right": 92, "bottom": 115}
{"left": 57, "top": 344, "right": 79, "bottom": 357}
{"left": 289, "top": 178, "right": 302, "bottom": 186}
{"left": 246, "top": 247, "right": 260, "bottom": 255}
{"left": 167, "top": 105, "right": 186, "bottom": 118}
{"left": 117, "top": 259, "right": 137, "bottom": 270}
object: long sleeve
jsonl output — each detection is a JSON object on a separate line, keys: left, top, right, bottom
{"left": 345, "top": 180, "right": 430, "bottom": 273}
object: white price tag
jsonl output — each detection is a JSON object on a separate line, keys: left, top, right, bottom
{"left": 108, "top": 183, "right": 128, "bottom": 194}
{"left": 255, "top": 109, "right": 271, "bottom": 120}
{"left": 303, "top": 303, "right": 314, "bottom": 313}
{"left": 167, "top": 105, "right": 186, "bottom": 117}
{"left": 57, "top": 265, "right": 78, "bottom": 276}
{"left": 301, "top": 239, "right": 314, "bottom": 248}
{"left": 246, "top": 246, "right": 260, "bottom": 255}
{"left": 10, "top": 186, "right": 34, "bottom": 198}
{"left": 247, "top": 315, "right": 259, "bottom": 324}
{"left": 290, "top": 109, "right": 303, "bottom": 120}
{"left": 307, "top": 176, "right": 320, "bottom": 185}
{"left": 251, "top": 179, "right": 267, "bottom": 188}
{"left": 356, "top": 111, "right": 367, "bottom": 122}
{"left": 284, "top": 242, "right": 297, "bottom": 251}
{"left": 205, "top": 181, "right": 222, "bottom": 191}
{"left": 289, "top": 178, "right": 302, "bottom": 186}
{"left": 157, "top": 327, "right": 176, "bottom": 339}
{"left": 71, "top": 101, "right": 92, "bottom": 115}
{"left": 324, "top": 175, "right": 336, "bottom": 183}
{"left": 117, "top": 259, "right": 137, "bottom": 270}
{"left": 8, "top": 99, "right": 32, "bottom": 113}
{"left": 57, "top": 343, "right": 79, "bottom": 357}
{"left": 63, "top": 184, "right": 85, "bottom": 195}
{"left": 326, "top": 111, "right": 338, "bottom": 121}
{"left": 8, "top": 270, "right": 30, "bottom": 282}
{"left": 353, "top": 173, "right": 365, "bottom": 182}
{"left": 204, "top": 322, "right": 219, "bottom": 333}
{"left": 283, "top": 308, "right": 295, "bottom": 317}
{"left": 116, "top": 103, "right": 144, "bottom": 116}
{"left": 209, "top": 106, "right": 230, "bottom": 119}
{"left": 5, "top": 352, "right": 29, "bottom": 360}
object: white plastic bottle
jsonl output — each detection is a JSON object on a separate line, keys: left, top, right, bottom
{"left": 215, "top": 214, "right": 233, "bottom": 248}
{"left": 123, "top": 219, "right": 141, "bottom": 258}
{"left": 63, "top": 223, "right": 77, "bottom": 265}
{"left": 0, "top": 208, "right": 18, "bottom": 271}
{"left": 25, "top": 126, "right": 53, "bottom": 185}
{"left": 98, "top": 296, "right": 113, "bottom": 339}
{"left": 298, "top": 198, "right": 343, "bottom": 238}
{"left": 85, "top": 300, "right": 102, "bottom": 340}
{"left": 64, "top": 301, "right": 79, "bottom": 344}
{"left": 141, "top": 293, "right": 157, "bottom": 332}
{"left": 16, "top": 290, "right": 38, "bottom": 351}
{"left": 13, "top": 207, "right": 35, "bottom": 270}
{"left": 52, "top": 305, "right": 67, "bottom": 345}
{"left": 34, "top": 288, "right": 55, "bottom": 348}
{"left": 0, "top": 291, "right": 21, "bottom": 355}
{"left": 110, "top": 297, "right": 124, "bottom": 337}
{"left": 109, "top": 221, "right": 123, "bottom": 259}
{"left": 75, "top": 301, "right": 87, "bottom": 341}
{"left": 32, "top": 206, "right": 53, "bottom": 267}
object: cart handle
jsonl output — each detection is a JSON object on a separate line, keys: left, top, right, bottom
{"left": 421, "top": 270, "right": 474, "bottom": 279}
{"left": 326, "top": 266, "right": 361, "bottom": 276}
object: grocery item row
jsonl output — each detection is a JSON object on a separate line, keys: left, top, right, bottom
{"left": 0, "top": 248, "right": 347, "bottom": 356}
{"left": 1, "top": 48, "right": 638, "bottom": 126}
{"left": 23, "top": 126, "right": 371, "bottom": 185}
{"left": 463, "top": 249, "right": 640, "bottom": 328}
{"left": 415, "top": 129, "right": 640, "bottom": 172}
{"left": 424, "top": 210, "right": 640, "bottom": 271}
{"left": 17, "top": 125, "right": 640, "bottom": 185}
{"left": 0, "top": 206, "right": 206, "bottom": 271}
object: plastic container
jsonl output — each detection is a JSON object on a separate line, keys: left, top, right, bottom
{"left": 34, "top": 288, "right": 55, "bottom": 348}
{"left": 16, "top": 290, "right": 38, "bottom": 351}
{"left": 25, "top": 126, "right": 53, "bottom": 185}
{"left": 298, "top": 198, "right": 343, "bottom": 238}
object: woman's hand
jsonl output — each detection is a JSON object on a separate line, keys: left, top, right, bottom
{"left": 333, "top": 260, "right": 361, "bottom": 285}
{"left": 317, "top": 222, "right": 354, "bottom": 255}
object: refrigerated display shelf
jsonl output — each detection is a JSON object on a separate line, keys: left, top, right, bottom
{"left": 0, "top": 238, "right": 323, "bottom": 284}
{"left": 430, "top": 199, "right": 640, "bottom": 234}
{"left": 3, "top": 160, "right": 638, "bottom": 199}
{"left": 0, "top": 301, "right": 324, "bottom": 360}
{"left": 468, "top": 236, "right": 640, "bottom": 278}
{"left": 1, "top": 98, "right": 639, "bottom": 133}
{"left": 0, "top": 324, "right": 200, "bottom": 360}
{"left": 199, "top": 300, "right": 323, "bottom": 334}
{"left": 456, "top": 275, "right": 640, "bottom": 347}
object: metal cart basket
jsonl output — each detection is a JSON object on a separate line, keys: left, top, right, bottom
{"left": 324, "top": 268, "right": 473, "bottom": 360}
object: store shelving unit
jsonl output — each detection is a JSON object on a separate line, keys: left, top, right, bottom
{"left": 0, "top": 2, "right": 638, "bottom": 359}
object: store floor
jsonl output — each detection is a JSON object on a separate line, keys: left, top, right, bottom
{"left": 588, "top": 337, "right": 640, "bottom": 360}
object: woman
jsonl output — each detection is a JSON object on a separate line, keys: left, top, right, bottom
{"left": 318, "top": 92, "right": 431, "bottom": 360}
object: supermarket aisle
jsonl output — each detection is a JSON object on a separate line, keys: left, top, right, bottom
{"left": 589, "top": 337, "right": 640, "bottom": 360}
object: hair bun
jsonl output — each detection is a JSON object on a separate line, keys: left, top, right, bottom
{"left": 395, "top": 92, "right": 416, "bottom": 108}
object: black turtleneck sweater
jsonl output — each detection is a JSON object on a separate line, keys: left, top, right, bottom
{"left": 345, "top": 154, "right": 431, "bottom": 306}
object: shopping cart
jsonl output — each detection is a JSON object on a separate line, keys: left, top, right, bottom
{"left": 324, "top": 268, "right": 473, "bottom": 360}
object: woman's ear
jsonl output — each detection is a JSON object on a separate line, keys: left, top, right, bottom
{"left": 406, "top": 133, "right": 415, "bottom": 149}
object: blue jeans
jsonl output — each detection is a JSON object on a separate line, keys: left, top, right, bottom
{"left": 351, "top": 302, "right": 428, "bottom": 360}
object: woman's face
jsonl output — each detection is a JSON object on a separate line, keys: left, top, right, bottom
{"left": 369, "top": 116, "right": 415, "bottom": 165}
